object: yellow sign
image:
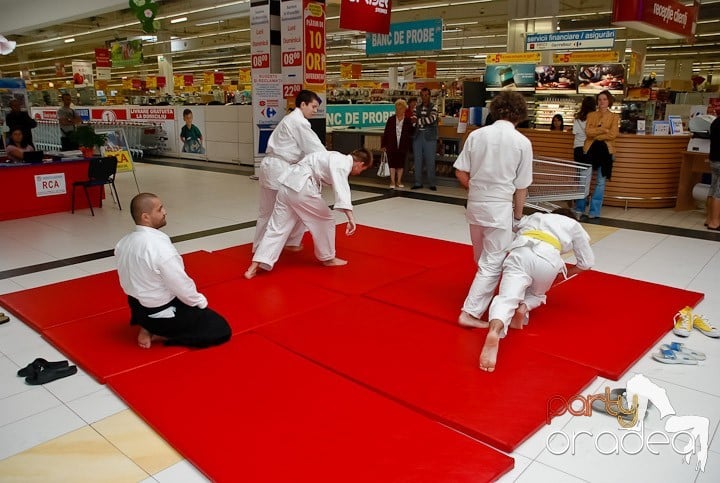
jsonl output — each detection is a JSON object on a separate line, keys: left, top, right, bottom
{"left": 239, "top": 67, "right": 251, "bottom": 84}
{"left": 146, "top": 76, "right": 157, "bottom": 89}
{"left": 486, "top": 52, "right": 542, "bottom": 64}
{"left": 174, "top": 74, "right": 184, "bottom": 89}
{"left": 553, "top": 51, "right": 619, "bottom": 64}
{"left": 104, "top": 149, "right": 134, "bottom": 173}
{"left": 340, "top": 63, "right": 353, "bottom": 79}
{"left": 628, "top": 51, "right": 643, "bottom": 77}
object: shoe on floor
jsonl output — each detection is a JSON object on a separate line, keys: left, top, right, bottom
{"left": 25, "top": 364, "right": 78, "bottom": 385}
{"left": 652, "top": 346, "right": 698, "bottom": 365}
{"left": 672, "top": 306, "right": 694, "bottom": 337}
{"left": 429, "top": 186, "right": 437, "bottom": 191}
{"left": 0, "top": 312, "right": 9, "bottom": 325}
{"left": 411, "top": 185, "right": 423, "bottom": 190}
{"left": 692, "top": 313, "right": 720, "bottom": 338}
{"left": 17, "top": 358, "right": 70, "bottom": 378}
{"left": 389, "top": 184, "right": 395, "bottom": 189}
{"left": 397, "top": 184, "right": 405, "bottom": 188}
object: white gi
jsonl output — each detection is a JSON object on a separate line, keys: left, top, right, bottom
{"left": 455, "top": 120, "right": 533, "bottom": 319}
{"left": 488, "top": 212, "right": 595, "bottom": 336}
{"left": 115, "top": 226, "right": 207, "bottom": 315}
{"left": 253, "top": 151, "right": 354, "bottom": 271}
{"left": 254, "top": 108, "right": 327, "bottom": 252}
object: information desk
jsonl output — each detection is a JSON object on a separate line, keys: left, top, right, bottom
{"left": 0, "top": 158, "right": 101, "bottom": 221}
{"left": 520, "top": 129, "right": 691, "bottom": 209}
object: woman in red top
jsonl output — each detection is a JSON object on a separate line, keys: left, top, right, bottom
{"left": 381, "top": 99, "right": 414, "bottom": 189}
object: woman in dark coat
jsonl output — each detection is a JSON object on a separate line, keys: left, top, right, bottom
{"left": 381, "top": 98, "right": 414, "bottom": 189}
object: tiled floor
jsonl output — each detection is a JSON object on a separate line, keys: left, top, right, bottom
{"left": 1, "top": 160, "right": 719, "bottom": 482}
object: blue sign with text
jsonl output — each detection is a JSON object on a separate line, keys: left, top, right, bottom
{"left": 327, "top": 104, "right": 395, "bottom": 129}
{"left": 366, "top": 19, "right": 443, "bottom": 55}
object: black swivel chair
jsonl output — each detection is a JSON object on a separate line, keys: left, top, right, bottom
{"left": 71, "top": 156, "right": 121, "bottom": 216}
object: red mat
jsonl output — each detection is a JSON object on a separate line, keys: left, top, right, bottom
{"left": 257, "top": 297, "right": 598, "bottom": 452}
{"left": 201, "top": 277, "right": 346, "bottom": 334}
{"left": 0, "top": 270, "right": 126, "bottom": 331}
{"left": 216, "top": 242, "right": 429, "bottom": 296}
{"left": 107, "top": 334, "right": 514, "bottom": 482}
{"left": 42, "top": 308, "right": 188, "bottom": 383}
{"left": 510, "top": 270, "right": 705, "bottom": 380}
{"left": 181, "top": 250, "right": 247, "bottom": 289}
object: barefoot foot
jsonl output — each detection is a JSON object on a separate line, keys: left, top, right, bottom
{"left": 245, "top": 262, "right": 260, "bottom": 280}
{"left": 138, "top": 328, "right": 154, "bottom": 349}
{"left": 509, "top": 303, "right": 528, "bottom": 330}
{"left": 322, "top": 258, "right": 348, "bottom": 267}
{"left": 458, "top": 310, "right": 489, "bottom": 329}
{"left": 480, "top": 323, "right": 502, "bottom": 372}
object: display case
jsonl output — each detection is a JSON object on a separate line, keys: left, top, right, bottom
{"left": 535, "top": 96, "right": 580, "bottom": 128}
{"left": 620, "top": 100, "right": 656, "bottom": 134}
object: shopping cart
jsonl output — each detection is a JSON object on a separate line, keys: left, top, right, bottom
{"left": 525, "top": 156, "right": 593, "bottom": 212}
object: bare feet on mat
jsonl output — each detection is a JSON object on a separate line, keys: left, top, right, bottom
{"left": 458, "top": 310, "right": 489, "bottom": 328}
{"left": 244, "top": 262, "right": 260, "bottom": 279}
{"left": 509, "top": 303, "right": 528, "bottom": 330}
{"left": 137, "top": 328, "right": 165, "bottom": 349}
{"left": 480, "top": 320, "right": 503, "bottom": 372}
{"left": 284, "top": 244, "right": 304, "bottom": 252}
{"left": 322, "top": 258, "right": 348, "bottom": 267}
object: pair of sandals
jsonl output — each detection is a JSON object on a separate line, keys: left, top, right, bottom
{"left": 591, "top": 388, "right": 655, "bottom": 424}
{"left": 652, "top": 342, "right": 706, "bottom": 365}
{"left": 17, "top": 358, "right": 78, "bottom": 385}
{"left": 0, "top": 312, "right": 9, "bottom": 324}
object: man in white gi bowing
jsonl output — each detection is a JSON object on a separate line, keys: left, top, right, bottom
{"left": 253, "top": 89, "right": 327, "bottom": 253}
{"left": 245, "top": 148, "right": 373, "bottom": 279}
{"left": 454, "top": 90, "right": 533, "bottom": 329}
{"left": 115, "top": 193, "right": 231, "bottom": 349}
{"left": 480, "top": 208, "right": 595, "bottom": 372}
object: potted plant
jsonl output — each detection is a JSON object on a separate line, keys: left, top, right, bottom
{"left": 70, "top": 124, "right": 107, "bottom": 158}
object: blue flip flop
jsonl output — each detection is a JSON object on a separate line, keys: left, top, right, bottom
{"left": 664, "top": 342, "right": 706, "bottom": 361}
{"left": 652, "top": 346, "right": 698, "bottom": 365}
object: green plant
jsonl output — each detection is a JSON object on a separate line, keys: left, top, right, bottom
{"left": 70, "top": 125, "right": 107, "bottom": 148}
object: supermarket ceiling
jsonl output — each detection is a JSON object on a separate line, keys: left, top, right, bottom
{"left": 1, "top": 0, "right": 719, "bottom": 86}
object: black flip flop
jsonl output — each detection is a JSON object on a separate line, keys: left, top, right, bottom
{"left": 17, "top": 358, "right": 69, "bottom": 378}
{"left": 24, "top": 365, "right": 77, "bottom": 385}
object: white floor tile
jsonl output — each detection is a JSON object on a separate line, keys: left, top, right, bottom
{"left": 152, "top": 460, "right": 210, "bottom": 483}
{"left": 0, "top": 356, "right": 34, "bottom": 400}
{"left": 515, "top": 461, "right": 589, "bottom": 482}
{"left": 8, "top": 265, "right": 91, "bottom": 290}
{"left": 0, "top": 405, "right": 86, "bottom": 460}
{"left": 0, "top": 387, "right": 61, "bottom": 428}
{"left": 43, "top": 367, "right": 104, "bottom": 403}
{"left": 0, "top": 321, "right": 43, "bottom": 360}
{"left": 66, "top": 387, "right": 128, "bottom": 424}
{"left": 0, "top": 279, "right": 24, "bottom": 295}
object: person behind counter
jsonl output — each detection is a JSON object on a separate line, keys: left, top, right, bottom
{"left": 572, "top": 96, "right": 596, "bottom": 164}
{"left": 6, "top": 99, "right": 37, "bottom": 147}
{"left": 58, "top": 93, "right": 82, "bottom": 151}
{"left": 550, "top": 114, "right": 564, "bottom": 131}
{"left": 5, "top": 128, "right": 35, "bottom": 163}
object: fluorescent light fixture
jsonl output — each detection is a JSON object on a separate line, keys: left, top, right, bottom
{"left": 196, "top": 20, "right": 222, "bottom": 26}
{"left": 171, "top": 17, "right": 188, "bottom": 24}
{"left": 42, "top": 48, "right": 54, "bottom": 52}
{"left": 446, "top": 21, "right": 478, "bottom": 27}
{"left": 64, "top": 38, "right": 75, "bottom": 43}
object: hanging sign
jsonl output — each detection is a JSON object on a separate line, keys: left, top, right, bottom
{"left": 612, "top": 0, "right": 698, "bottom": 39}
{"left": 527, "top": 29, "right": 616, "bottom": 51}
{"left": 366, "top": 19, "right": 442, "bottom": 55}
{"left": 553, "top": 51, "right": 619, "bottom": 64}
{"left": 338, "top": 0, "right": 391, "bottom": 34}
{"left": 486, "top": 52, "right": 542, "bottom": 65}
{"left": 415, "top": 60, "right": 436, "bottom": 79}
{"left": 72, "top": 61, "right": 94, "bottom": 87}
{"left": 303, "top": 0, "right": 326, "bottom": 87}
{"left": 282, "top": 0, "right": 304, "bottom": 100}
{"left": 251, "top": 0, "right": 271, "bottom": 74}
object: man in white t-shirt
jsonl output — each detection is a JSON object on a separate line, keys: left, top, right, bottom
{"left": 453, "top": 91, "right": 533, "bottom": 330}
{"left": 115, "top": 193, "right": 231, "bottom": 349}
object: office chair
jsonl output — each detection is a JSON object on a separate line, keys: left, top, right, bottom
{"left": 71, "top": 156, "right": 121, "bottom": 216}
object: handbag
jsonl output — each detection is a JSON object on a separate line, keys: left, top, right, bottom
{"left": 377, "top": 151, "right": 390, "bottom": 177}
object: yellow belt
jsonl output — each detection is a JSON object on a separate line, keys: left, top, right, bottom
{"left": 522, "top": 230, "right": 561, "bottom": 251}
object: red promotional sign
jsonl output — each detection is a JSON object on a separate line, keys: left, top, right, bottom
{"left": 95, "top": 48, "right": 111, "bottom": 68}
{"left": 91, "top": 108, "right": 128, "bottom": 121}
{"left": 303, "top": 0, "right": 325, "bottom": 86}
{"left": 339, "top": 0, "right": 391, "bottom": 34}
{"left": 157, "top": 76, "right": 166, "bottom": 88}
{"left": 132, "top": 78, "right": 143, "bottom": 90}
{"left": 612, "top": 0, "right": 698, "bottom": 39}
{"left": 130, "top": 107, "right": 176, "bottom": 120}
{"left": 183, "top": 75, "right": 194, "bottom": 86}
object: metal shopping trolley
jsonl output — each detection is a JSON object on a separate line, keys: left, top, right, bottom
{"left": 525, "top": 156, "right": 593, "bottom": 212}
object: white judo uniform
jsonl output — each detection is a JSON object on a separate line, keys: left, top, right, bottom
{"left": 488, "top": 212, "right": 595, "bottom": 336}
{"left": 252, "top": 151, "right": 354, "bottom": 271}
{"left": 254, "top": 108, "right": 327, "bottom": 252}
{"left": 456, "top": 120, "right": 533, "bottom": 319}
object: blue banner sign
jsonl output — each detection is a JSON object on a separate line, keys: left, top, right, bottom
{"left": 327, "top": 104, "right": 396, "bottom": 129}
{"left": 366, "top": 19, "right": 443, "bottom": 55}
{"left": 526, "top": 29, "right": 616, "bottom": 51}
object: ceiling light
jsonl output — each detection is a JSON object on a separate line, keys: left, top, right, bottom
{"left": 64, "top": 38, "right": 75, "bottom": 43}
{"left": 196, "top": 20, "right": 223, "bottom": 26}
{"left": 171, "top": 17, "right": 188, "bottom": 24}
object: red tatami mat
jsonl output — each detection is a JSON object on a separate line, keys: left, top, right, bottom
{"left": 257, "top": 297, "right": 597, "bottom": 452}
{"left": 201, "top": 277, "right": 346, "bottom": 334}
{"left": 107, "top": 334, "right": 514, "bottom": 482}
{"left": 180, "top": 250, "right": 247, "bottom": 288}
{"left": 510, "top": 270, "right": 705, "bottom": 380}
{"left": 42, "top": 308, "right": 188, "bottom": 383}
{"left": 0, "top": 270, "right": 127, "bottom": 331}
{"left": 367, "top": 262, "right": 478, "bottom": 323}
